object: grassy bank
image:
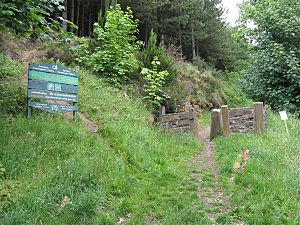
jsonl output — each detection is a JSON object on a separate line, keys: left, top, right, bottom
{"left": 215, "top": 114, "right": 300, "bottom": 224}
{"left": 0, "top": 60, "right": 209, "bottom": 224}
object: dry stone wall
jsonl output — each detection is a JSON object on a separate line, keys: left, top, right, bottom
{"left": 229, "top": 107, "right": 254, "bottom": 133}
{"left": 210, "top": 103, "right": 267, "bottom": 140}
{"left": 159, "top": 107, "right": 196, "bottom": 133}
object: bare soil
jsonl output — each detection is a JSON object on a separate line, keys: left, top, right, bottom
{"left": 190, "top": 127, "right": 245, "bottom": 224}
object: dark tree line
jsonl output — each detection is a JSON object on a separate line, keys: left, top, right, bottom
{"left": 60, "top": 0, "right": 240, "bottom": 69}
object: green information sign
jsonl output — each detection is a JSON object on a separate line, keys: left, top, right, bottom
{"left": 28, "top": 89, "right": 78, "bottom": 102}
{"left": 29, "top": 101, "right": 78, "bottom": 114}
{"left": 29, "top": 71, "right": 78, "bottom": 85}
{"left": 29, "top": 80, "right": 78, "bottom": 93}
{"left": 29, "top": 64, "right": 78, "bottom": 77}
{"left": 27, "top": 64, "right": 79, "bottom": 120}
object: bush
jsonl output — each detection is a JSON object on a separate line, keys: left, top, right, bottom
{"left": 39, "top": 29, "right": 77, "bottom": 65}
{"left": 76, "top": 5, "right": 141, "bottom": 85}
{"left": 241, "top": 0, "right": 300, "bottom": 116}
{"left": 221, "top": 71, "right": 252, "bottom": 107}
{"left": 138, "top": 30, "right": 178, "bottom": 84}
{"left": 0, "top": 57, "right": 26, "bottom": 115}
{"left": 141, "top": 57, "right": 169, "bottom": 110}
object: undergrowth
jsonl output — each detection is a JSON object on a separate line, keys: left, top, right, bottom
{"left": 0, "top": 56, "right": 26, "bottom": 115}
{"left": 215, "top": 114, "right": 300, "bottom": 224}
{"left": 0, "top": 62, "right": 209, "bottom": 224}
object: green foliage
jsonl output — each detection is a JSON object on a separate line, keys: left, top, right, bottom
{"left": 76, "top": 5, "right": 141, "bottom": 85}
{"left": 0, "top": 0, "right": 66, "bottom": 36}
{"left": 120, "top": 0, "right": 238, "bottom": 69}
{"left": 240, "top": 0, "right": 300, "bottom": 116}
{"left": 40, "top": 29, "right": 77, "bottom": 65}
{"left": 141, "top": 57, "right": 169, "bottom": 109}
{"left": 167, "top": 61, "right": 226, "bottom": 111}
{"left": 138, "top": 30, "right": 178, "bottom": 83}
{"left": 0, "top": 57, "right": 26, "bottom": 115}
{"left": 221, "top": 71, "right": 252, "bottom": 107}
{"left": 0, "top": 64, "right": 208, "bottom": 224}
{"left": 0, "top": 164, "right": 5, "bottom": 181}
{"left": 215, "top": 114, "right": 300, "bottom": 224}
{"left": 0, "top": 162, "right": 12, "bottom": 213}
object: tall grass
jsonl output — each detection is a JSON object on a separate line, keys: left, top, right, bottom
{"left": 0, "top": 65, "right": 209, "bottom": 224}
{"left": 215, "top": 114, "right": 300, "bottom": 224}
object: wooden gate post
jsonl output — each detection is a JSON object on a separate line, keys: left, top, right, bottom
{"left": 189, "top": 107, "right": 196, "bottom": 134}
{"left": 221, "top": 105, "right": 230, "bottom": 137}
{"left": 254, "top": 102, "right": 264, "bottom": 134}
{"left": 210, "top": 109, "right": 222, "bottom": 140}
{"left": 159, "top": 106, "right": 166, "bottom": 122}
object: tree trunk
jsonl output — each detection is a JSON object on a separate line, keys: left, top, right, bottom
{"left": 70, "top": 0, "right": 75, "bottom": 32}
{"left": 179, "top": 23, "right": 183, "bottom": 57}
{"left": 81, "top": 5, "right": 85, "bottom": 36}
{"left": 88, "top": 6, "right": 92, "bottom": 36}
{"left": 76, "top": 0, "right": 81, "bottom": 36}
{"left": 191, "top": 25, "right": 196, "bottom": 60}
{"left": 161, "top": 34, "right": 165, "bottom": 46}
{"left": 196, "top": 40, "right": 199, "bottom": 58}
{"left": 63, "top": 0, "right": 68, "bottom": 30}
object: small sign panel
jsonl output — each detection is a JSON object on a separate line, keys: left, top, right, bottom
{"left": 29, "top": 80, "right": 78, "bottom": 93}
{"left": 29, "top": 101, "right": 78, "bottom": 114}
{"left": 28, "top": 90, "right": 78, "bottom": 102}
{"left": 279, "top": 111, "right": 288, "bottom": 120}
{"left": 29, "top": 64, "right": 78, "bottom": 77}
{"left": 29, "top": 70, "right": 78, "bottom": 85}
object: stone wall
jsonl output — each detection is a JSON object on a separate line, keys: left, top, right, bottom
{"left": 229, "top": 107, "right": 254, "bottom": 133}
{"left": 159, "top": 106, "right": 196, "bottom": 133}
{"left": 210, "top": 102, "right": 267, "bottom": 139}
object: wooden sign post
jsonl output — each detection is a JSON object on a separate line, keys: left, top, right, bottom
{"left": 27, "top": 64, "right": 79, "bottom": 120}
{"left": 279, "top": 111, "right": 289, "bottom": 134}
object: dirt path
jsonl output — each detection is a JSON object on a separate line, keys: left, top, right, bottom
{"left": 65, "top": 111, "right": 100, "bottom": 133}
{"left": 190, "top": 127, "right": 244, "bottom": 224}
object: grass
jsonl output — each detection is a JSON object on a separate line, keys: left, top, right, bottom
{"left": 197, "top": 111, "right": 211, "bottom": 131}
{"left": 0, "top": 63, "right": 210, "bottom": 224}
{"left": 214, "top": 114, "right": 300, "bottom": 224}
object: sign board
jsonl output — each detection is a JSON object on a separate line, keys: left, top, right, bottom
{"left": 279, "top": 111, "right": 289, "bottom": 134}
{"left": 29, "top": 71, "right": 78, "bottom": 85}
{"left": 29, "top": 101, "right": 78, "bottom": 114}
{"left": 27, "top": 64, "right": 79, "bottom": 120}
{"left": 29, "top": 64, "right": 78, "bottom": 77}
{"left": 29, "top": 80, "right": 78, "bottom": 93}
{"left": 279, "top": 111, "right": 288, "bottom": 120}
{"left": 28, "top": 90, "right": 78, "bottom": 102}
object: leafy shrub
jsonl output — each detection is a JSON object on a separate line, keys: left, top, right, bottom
{"left": 141, "top": 57, "right": 169, "bottom": 110}
{"left": 39, "top": 28, "right": 78, "bottom": 65}
{"left": 0, "top": 163, "right": 11, "bottom": 211}
{"left": 0, "top": 0, "right": 66, "bottom": 36}
{"left": 163, "top": 80, "right": 190, "bottom": 112}
{"left": 241, "top": 0, "right": 300, "bottom": 116}
{"left": 0, "top": 57, "right": 26, "bottom": 115}
{"left": 76, "top": 5, "right": 141, "bottom": 85}
{"left": 138, "top": 30, "right": 178, "bottom": 83}
{"left": 221, "top": 71, "right": 252, "bottom": 107}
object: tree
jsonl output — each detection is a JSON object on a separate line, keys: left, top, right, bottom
{"left": 0, "top": 0, "right": 65, "bottom": 35}
{"left": 76, "top": 5, "right": 141, "bottom": 84}
{"left": 240, "top": 0, "right": 300, "bottom": 115}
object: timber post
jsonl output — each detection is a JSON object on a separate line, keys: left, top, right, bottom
{"left": 159, "top": 106, "right": 166, "bottom": 122}
{"left": 254, "top": 102, "right": 264, "bottom": 134}
{"left": 210, "top": 109, "right": 222, "bottom": 140}
{"left": 221, "top": 105, "right": 230, "bottom": 137}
